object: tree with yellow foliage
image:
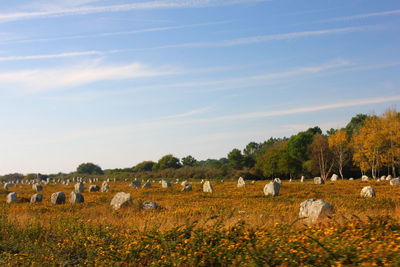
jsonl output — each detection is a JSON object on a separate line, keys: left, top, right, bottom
{"left": 381, "top": 109, "right": 400, "bottom": 177}
{"left": 328, "top": 129, "right": 350, "bottom": 179}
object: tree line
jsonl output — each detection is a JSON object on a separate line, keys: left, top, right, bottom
{"left": 1, "top": 108, "right": 398, "bottom": 182}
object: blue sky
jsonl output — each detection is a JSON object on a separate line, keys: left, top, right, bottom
{"left": 0, "top": 0, "right": 399, "bottom": 174}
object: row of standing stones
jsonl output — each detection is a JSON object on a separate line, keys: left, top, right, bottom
{"left": 4, "top": 174, "right": 399, "bottom": 223}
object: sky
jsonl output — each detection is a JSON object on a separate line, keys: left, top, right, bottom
{"left": 0, "top": 0, "right": 399, "bottom": 174}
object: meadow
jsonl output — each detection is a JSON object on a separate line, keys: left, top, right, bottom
{"left": 1, "top": 179, "right": 400, "bottom": 266}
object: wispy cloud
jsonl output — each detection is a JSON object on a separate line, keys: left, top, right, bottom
{"left": 324, "top": 9, "right": 400, "bottom": 22}
{"left": 0, "top": 60, "right": 181, "bottom": 93}
{"left": 2, "top": 21, "right": 230, "bottom": 45}
{"left": 0, "top": 0, "right": 265, "bottom": 23}
{"left": 152, "top": 26, "right": 368, "bottom": 48}
{"left": 0, "top": 51, "right": 102, "bottom": 62}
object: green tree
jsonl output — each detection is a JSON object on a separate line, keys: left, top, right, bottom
{"left": 227, "top": 148, "right": 244, "bottom": 170}
{"left": 134, "top": 161, "right": 156, "bottom": 172}
{"left": 153, "top": 155, "right": 182, "bottom": 171}
{"left": 345, "top": 114, "right": 368, "bottom": 136}
{"left": 76, "top": 163, "right": 104, "bottom": 175}
{"left": 181, "top": 155, "right": 198, "bottom": 167}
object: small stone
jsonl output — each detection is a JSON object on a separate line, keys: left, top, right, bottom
{"left": 69, "top": 192, "right": 85, "bottom": 203}
{"left": 6, "top": 192, "right": 17, "bottom": 203}
{"left": 181, "top": 184, "right": 192, "bottom": 192}
{"left": 203, "top": 181, "right": 214, "bottom": 193}
{"left": 89, "top": 185, "right": 100, "bottom": 192}
{"left": 161, "top": 180, "right": 172, "bottom": 188}
{"left": 274, "top": 178, "right": 282, "bottom": 184}
{"left": 101, "top": 181, "right": 110, "bottom": 192}
{"left": 131, "top": 180, "right": 141, "bottom": 188}
{"left": 263, "top": 181, "right": 280, "bottom": 196}
{"left": 74, "top": 182, "right": 84, "bottom": 193}
{"left": 331, "top": 174, "right": 338, "bottom": 181}
{"left": 360, "top": 186, "right": 376, "bottom": 198}
{"left": 361, "top": 175, "right": 369, "bottom": 181}
{"left": 142, "top": 201, "right": 158, "bottom": 210}
{"left": 4, "top": 183, "right": 13, "bottom": 190}
{"left": 390, "top": 178, "right": 400, "bottom": 186}
{"left": 237, "top": 177, "right": 246, "bottom": 188}
{"left": 142, "top": 181, "right": 152, "bottom": 188}
{"left": 110, "top": 192, "right": 132, "bottom": 210}
{"left": 30, "top": 193, "right": 43, "bottom": 203}
{"left": 51, "top": 192, "right": 66, "bottom": 204}
{"left": 314, "top": 177, "right": 325, "bottom": 185}
{"left": 32, "top": 183, "right": 43, "bottom": 192}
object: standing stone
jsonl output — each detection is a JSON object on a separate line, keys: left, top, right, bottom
{"left": 4, "top": 183, "right": 13, "bottom": 190}
{"left": 349, "top": 178, "right": 354, "bottom": 180}
{"left": 381, "top": 176, "right": 387, "bottom": 181}
{"left": 263, "top": 181, "right": 280, "bottom": 196}
{"left": 331, "top": 174, "right": 338, "bottom": 181}
{"left": 6, "top": 192, "right": 17, "bottom": 203}
{"left": 299, "top": 199, "right": 334, "bottom": 223}
{"left": 51, "top": 192, "right": 66, "bottom": 204}
{"left": 30, "top": 193, "right": 43, "bottom": 203}
{"left": 101, "top": 181, "right": 110, "bottom": 192}
{"left": 203, "top": 181, "right": 214, "bottom": 193}
{"left": 181, "top": 180, "right": 189, "bottom": 187}
{"left": 161, "top": 180, "right": 172, "bottom": 188}
{"left": 237, "top": 177, "right": 246, "bottom": 188}
{"left": 361, "top": 175, "right": 369, "bottom": 181}
{"left": 89, "top": 185, "right": 100, "bottom": 192}
{"left": 181, "top": 184, "right": 192, "bottom": 192}
{"left": 131, "top": 180, "right": 141, "bottom": 188}
{"left": 69, "top": 192, "right": 84, "bottom": 203}
{"left": 300, "top": 176, "right": 305, "bottom": 183}
{"left": 360, "top": 186, "right": 376, "bottom": 198}
{"left": 314, "top": 177, "right": 325, "bottom": 185}
{"left": 387, "top": 175, "right": 393, "bottom": 180}
{"left": 142, "top": 181, "right": 152, "bottom": 188}
{"left": 390, "top": 178, "right": 400, "bottom": 186}
{"left": 74, "top": 182, "right": 84, "bottom": 193}
{"left": 274, "top": 178, "right": 282, "bottom": 184}
{"left": 142, "top": 201, "right": 158, "bottom": 210}
{"left": 32, "top": 183, "right": 43, "bottom": 192}
{"left": 110, "top": 192, "right": 132, "bottom": 210}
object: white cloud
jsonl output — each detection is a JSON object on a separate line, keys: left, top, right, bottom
{"left": 0, "top": 60, "right": 181, "bottom": 93}
{"left": 0, "top": 51, "right": 102, "bottom": 62}
{"left": 0, "top": 0, "right": 266, "bottom": 22}
{"left": 325, "top": 9, "right": 400, "bottom": 22}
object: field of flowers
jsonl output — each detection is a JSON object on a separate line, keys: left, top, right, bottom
{"left": 1, "top": 179, "right": 400, "bottom": 265}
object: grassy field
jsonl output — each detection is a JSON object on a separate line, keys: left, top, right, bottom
{"left": 1, "top": 179, "right": 400, "bottom": 266}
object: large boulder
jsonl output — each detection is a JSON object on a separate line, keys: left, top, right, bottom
{"left": 74, "top": 182, "right": 84, "bottom": 193}
{"left": 263, "top": 181, "right": 280, "bottom": 196}
{"left": 101, "top": 181, "right": 110, "bottom": 192}
{"left": 30, "top": 193, "right": 43, "bottom": 203}
{"left": 161, "top": 180, "right": 172, "bottom": 188}
{"left": 203, "top": 181, "right": 214, "bottom": 193}
{"left": 131, "top": 180, "right": 141, "bottom": 188}
{"left": 110, "top": 192, "right": 132, "bottom": 210}
{"left": 314, "top": 177, "right": 325, "bottom": 185}
{"left": 51, "top": 192, "right": 66, "bottom": 204}
{"left": 360, "top": 186, "right": 376, "bottom": 198}
{"left": 390, "top": 178, "right": 400, "bottom": 186}
{"left": 69, "top": 192, "right": 84, "bottom": 203}
{"left": 299, "top": 199, "right": 334, "bottom": 223}
{"left": 89, "top": 185, "right": 100, "bottom": 192}
{"left": 6, "top": 192, "right": 17, "bottom": 203}
{"left": 237, "top": 177, "right": 246, "bottom": 188}
{"left": 32, "top": 183, "right": 43, "bottom": 192}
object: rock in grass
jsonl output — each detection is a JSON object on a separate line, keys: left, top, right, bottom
{"left": 237, "top": 177, "right": 246, "bottom": 188}
{"left": 110, "top": 192, "right": 132, "bottom": 210}
{"left": 299, "top": 199, "right": 334, "bottom": 223}
{"left": 4, "top": 183, "right": 13, "bottom": 190}
{"left": 30, "top": 193, "right": 43, "bottom": 203}
{"left": 314, "top": 177, "right": 325, "bottom": 185}
{"left": 361, "top": 175, "right": 369, "bottom": 181}
{"left": 360, "top": 186, "right": 376, "bottom": 198}
{"left": 32, "top": 183, "right": 43, "bottom": 192}
{"left": 390, "top": 178, "right": 400, "bottom": 186}
{"left": 89, "top": 185, "right": 100, "bottom": 192}
{"left": 142, "top": 181, "right": 152, "bottom": 188}
{"left": 263, "top": 181, "right": 280, "bottom": 196}
{"left": 331, "top": 174, "right": 338, "bottom": 181}
{"left": 51, "top": 192, "right": 66, "bottom": 204}
{"left": 203, "top": 181, "right": 214, "bottom": 193}
{"left": 6, "top": 192, "right": 17, "bottom": 203}
{"left": 161, "top": 180, "right": 172, "bottom": 188}
{"left": 142, "top": 201, "right": 158, "bottom": 210}
{"left": 69, "top": 192, "right": 84, "bottom": 203}
{"left": 181, "top": 184, "right": 192, "bottom": 192}
{"left": 274, "top": 178, "right": 282, "bottom": 184}
{"left": 101, "top": 181, "right": 110, "bottom": 192}
{"left": 300, "top": 176, "right": 305, "bottom": 182}
{"left": 74, "top": 182, "right": 84, "bottom": 193}
{"left": 181, "top": 180, "right": 189, "bottom": 187}
{"left": 131, "top": 180, "right": 141, "bottom": 188}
